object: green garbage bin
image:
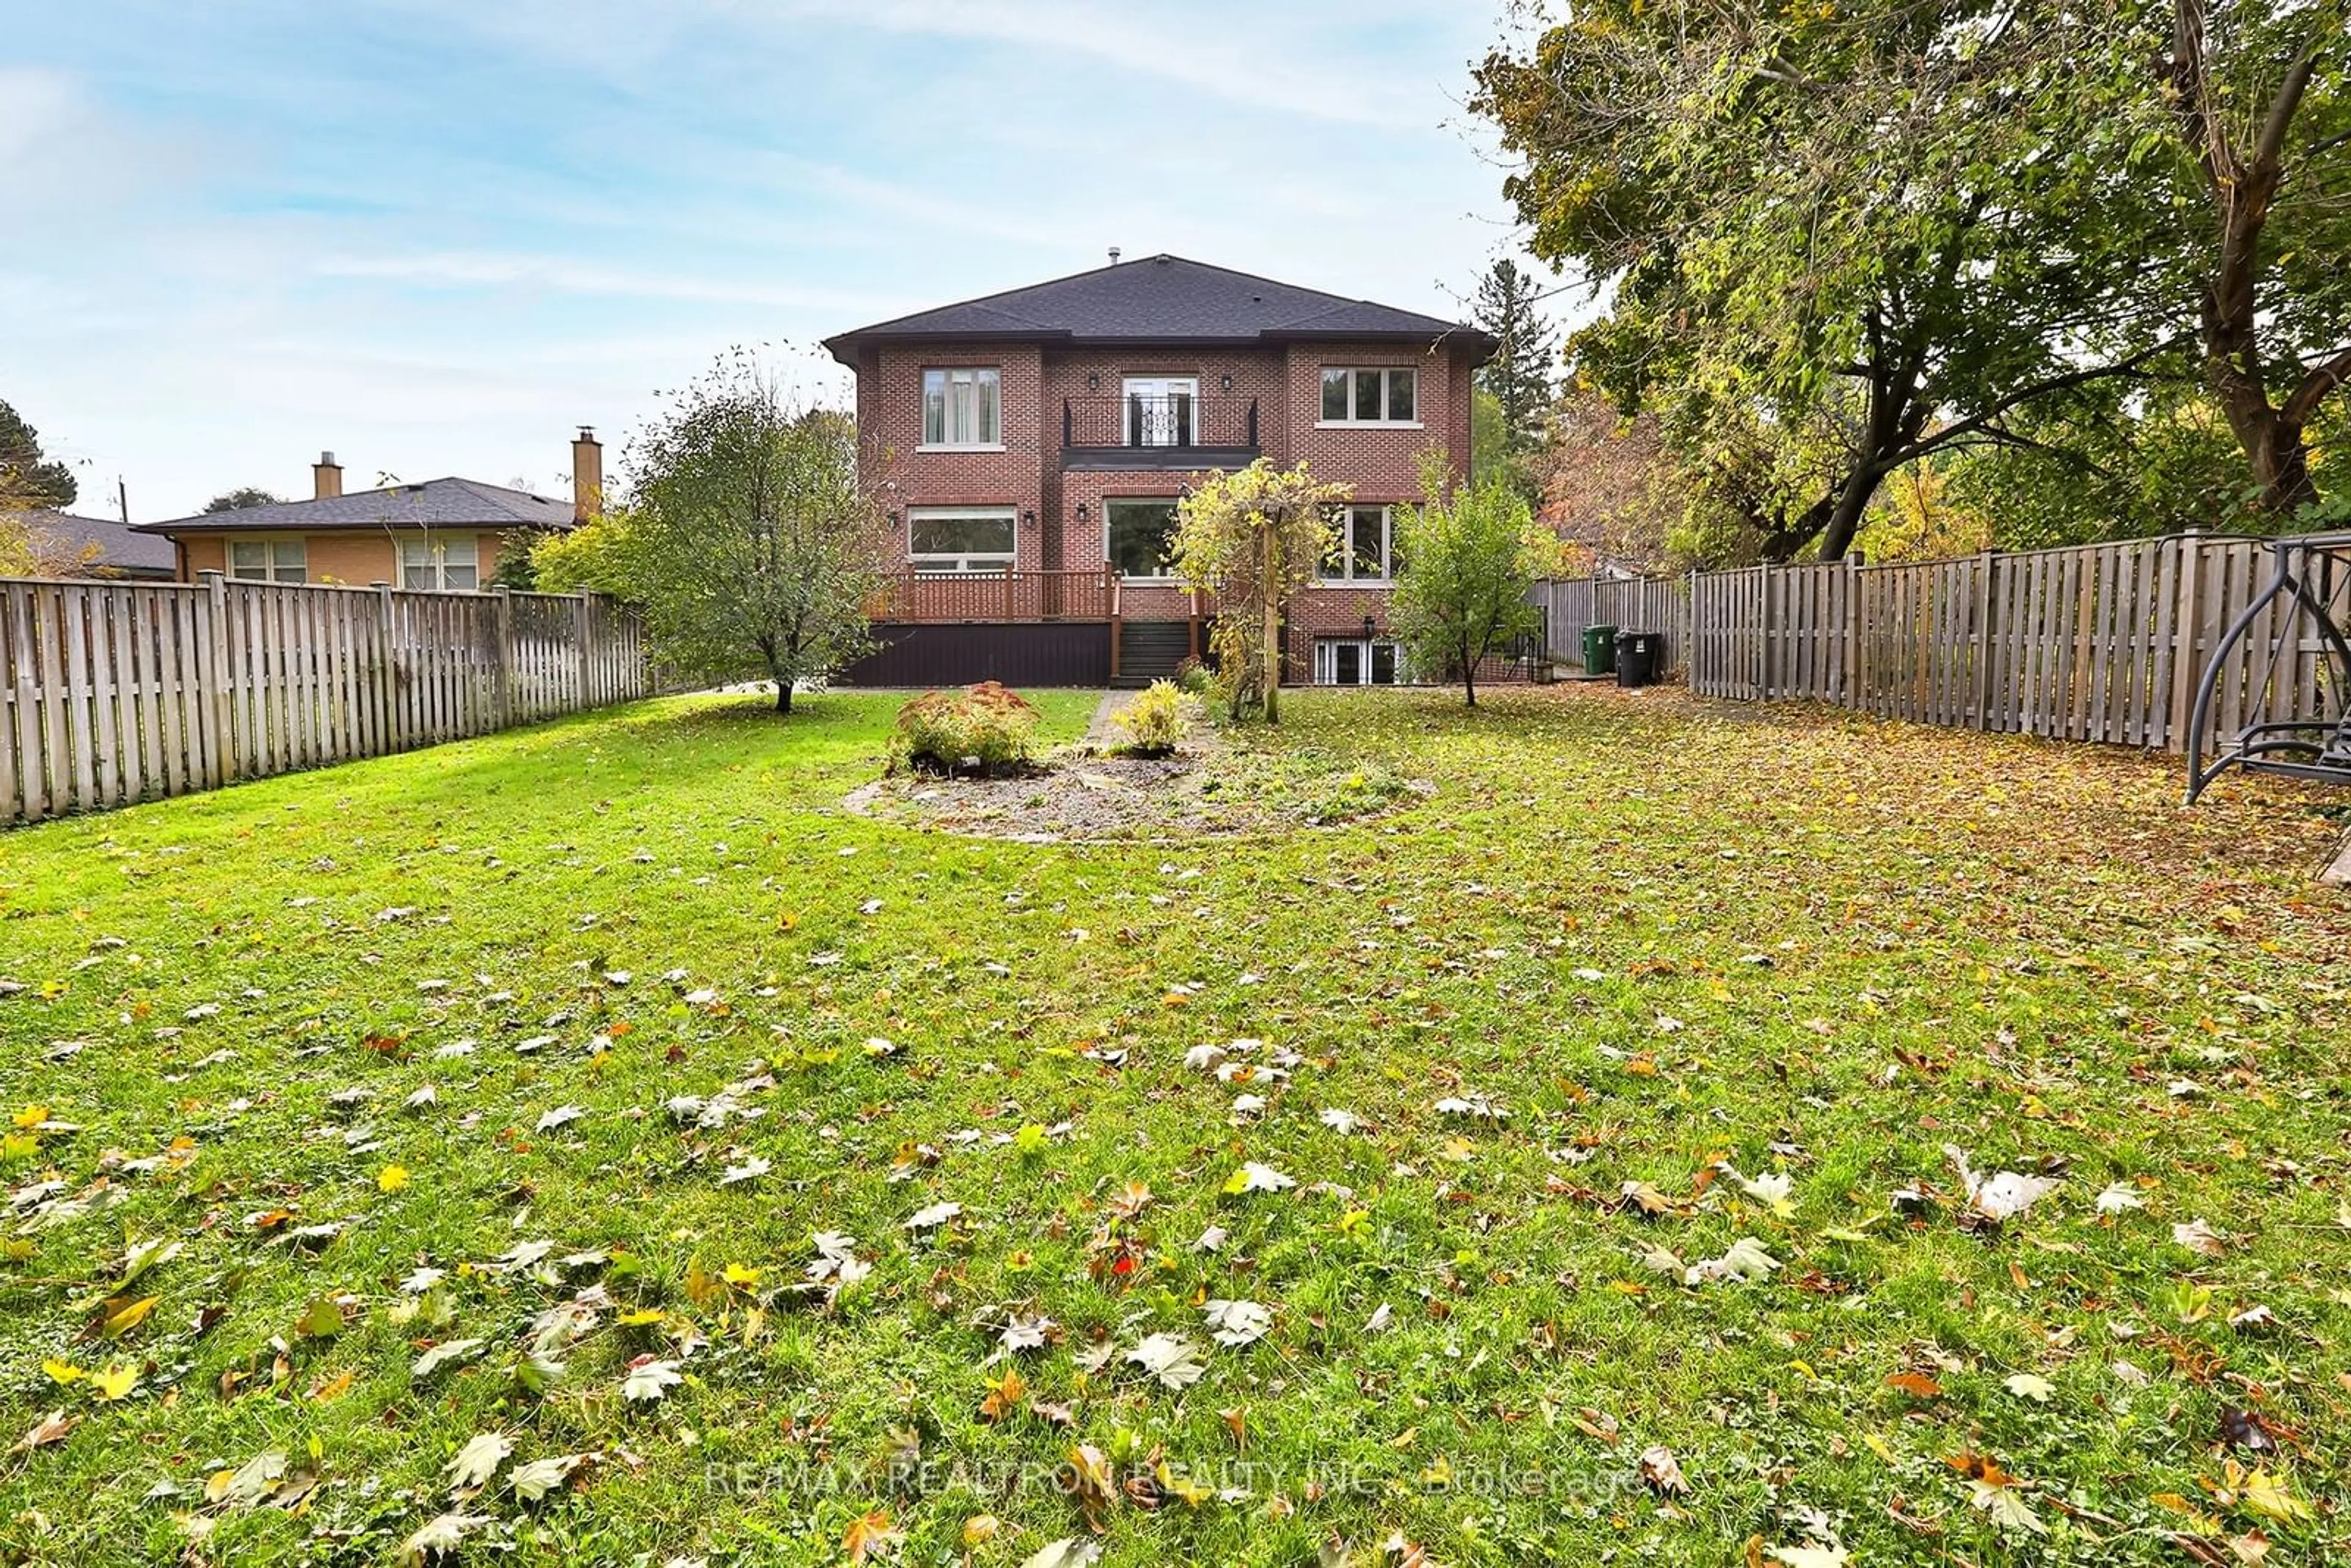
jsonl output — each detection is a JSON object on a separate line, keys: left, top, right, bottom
{"left": 1582, "top": 623, "right": 1618, "bottom": 675}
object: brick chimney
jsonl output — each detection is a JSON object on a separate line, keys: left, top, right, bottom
{"left": 571, "top": 427, "right": 602, "bottom": 522}
{"left": 313, "top": 451, "right": 343, "bottom": 500}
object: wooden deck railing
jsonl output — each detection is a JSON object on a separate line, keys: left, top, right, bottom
{"left": 868, "top": 568, "right": 1120, "bottom": 624}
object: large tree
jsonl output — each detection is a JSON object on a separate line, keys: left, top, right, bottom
{"left": 1472, "top": 3, "right": 2172, "bottom": 563}
{"left": 0, "top": 399, "right": 77, "bottom": 510}
{"left": 531, "top": 354, "right": 892, "bottom": 714}
{"left": 2156, "top": 0, "right": 2351, "bottom": 516}
{"left": 1471, "top": 258, "right": 1558, "bottom": 452}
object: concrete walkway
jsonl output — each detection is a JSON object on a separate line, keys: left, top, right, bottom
{"left": 1079, "top": 688, "right": 1133, "bottom": 749}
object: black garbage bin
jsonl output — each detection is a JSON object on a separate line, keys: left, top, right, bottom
{"left": 1615, "top": 629, "right": 1662, "bottom": 689}
{"left": 1582, "top": 623, "right": 1618, "bottom": 676}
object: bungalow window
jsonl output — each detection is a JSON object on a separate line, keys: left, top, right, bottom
{"left": 921, "top": 368, "right": 1002, "bottom": 448}
{"left": 1319, "top": 367, "right": 1418, "bottom": 426}
{"left": 909, "top": 508, "right": 1016, "bottom": 572}
{"left": 398, "top": 535, "right": 479, "bottom": 591}
{"left": 228, "top": 538, "right": 306, "bottom": 583}
{"left": 1314, "top": 638, "right": 1403, "bottom": 686}
{"left": 1319, "top": 505, "right": 1393, "bottom": 582}
{"left": 1105, "top": 498, "right": 1180, "bottom": 580}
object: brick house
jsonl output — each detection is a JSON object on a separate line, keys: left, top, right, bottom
{"left": 823, "top": 253, "right": 1494, "bottom": 686}
{"left": 135, "top": 431, "right": 604, "bottom": 589}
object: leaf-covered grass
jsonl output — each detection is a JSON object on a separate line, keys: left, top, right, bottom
{"left": 1, "top": 685, "right": 2346, "bottom": 1567}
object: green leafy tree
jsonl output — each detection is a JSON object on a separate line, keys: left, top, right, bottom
{"left": 1389, "top": 454, "right": 1564, "bottom": 708}
{"left": 531, "top": 353, "right": 891, "bottom": 715}
{"left": 1472, "top": 259, "right": 1558, "bottom": 452}
{"left": 201, "top": 487, "right": 283, "bottom": 513}
{"left": 1, "top": 399, "right": 77, "bottom": 509}
{"left": 1168, "top": 459, "right": 1351, "bottom": 724}
{"left": 2151, "top": 0, "right": 2351, "bottom": 516}
{"left": 1472, "top": 4, "right": 2173, "bottom": 562}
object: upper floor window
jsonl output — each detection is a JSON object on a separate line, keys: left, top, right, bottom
{"left": 1319, "top": 504, "right": 1393, "bottom": 582}
{"left": 1320, "top": 367, "right": 1417, "bottom": 426}
{"left": 923, "top": 367, "right": 1001, "bottom": 448}
{"left": 399, "top": 535, "right": 479, "bottom": 591}
{"left": 909, "top": 507, "right": 1016, "bottom": 572}
{"left": 228, "top": 538, "right": 306, "bottom": 583}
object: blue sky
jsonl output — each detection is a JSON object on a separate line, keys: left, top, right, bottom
{"left": 2, "top": 1, "right": 1552, "bottom": 519}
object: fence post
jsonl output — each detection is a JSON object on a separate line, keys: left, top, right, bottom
{"left": 373, "top": 582, "right": 400, "bottom": 752}
{"left": 200, "top": 570, "right": 234, "bottom": 784}
{"left": 573, "top": 594, "right": 592, "bottom": 711}
{"left": 1974, "top": 549, "right": 2000, "bottom": 729}
{"left": 490, "top": 585, "right": 514, "bottom": 729}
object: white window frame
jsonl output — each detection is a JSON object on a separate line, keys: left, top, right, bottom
{"left": 907, "top": 506, "right": 1018, "bottom": 573}
{"left": 1121, "top": 375, "right": 1199, "bottom": 448}
{"left": 1318, "top": 366, "right": 1420, "bottom": 428}
{"left": 1314, "top": 637, "right": 1406, "bottom": 686}
{"left": 227, "top": 536, "right": 306, "bottom": 583}
{"left": 397, "top": 533, "right": 481, "bottom": 591}
{"left": 920, "top": 367, "right": 1003, "bottom": 450}
{"left": 1103, "top": 497, "right": 1183, "bottom": 582}
{"left": 1319, "top": 503, "right": 1394, "bottom": 583}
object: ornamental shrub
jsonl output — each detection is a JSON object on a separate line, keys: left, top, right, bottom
{"left": 893, "top": 682, "right": 1039, "bottom": 774}
{"left": 1109, "top": 680, "right": 1197, "bottom": 757}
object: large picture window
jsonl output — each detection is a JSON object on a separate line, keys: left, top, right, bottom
{"left": 398, "top": 535, "right": 479, "bottom": 591}
{"left": 228, "top": 538, "right": 306, "bottom": 583}
{"left": 922, "top": 367, "right": 1002, "bottom": 448}
{"left": 1319, "top": 505, "right": 1393, "bottom": 582}
{"left": 1319, "top": 366, "right": 1418, "bottom": 426}
{"left": 1106, "top": 499, "right": 1181, "bottom": 580}
{"left": 908, "top": 508, "right": 1016, "bottom": 572}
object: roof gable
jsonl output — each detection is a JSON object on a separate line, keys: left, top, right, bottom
{"left": 825, "top": 255, "right": 1490, "bottom": 359}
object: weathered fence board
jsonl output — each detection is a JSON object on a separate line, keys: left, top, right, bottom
{"left": 1, "top": 575, "right": 651, "bottom": 825}
{"left": 1535, "top": 531, "right": 2347, "bottom": 757}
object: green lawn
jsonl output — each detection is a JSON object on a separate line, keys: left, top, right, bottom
{"left": 1, "top": 686, "right": 2345, "bottom": 1567}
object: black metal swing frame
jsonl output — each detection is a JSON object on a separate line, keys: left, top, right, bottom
{"left": 2184, "top": 529, "right": 2351, "bottom": 802}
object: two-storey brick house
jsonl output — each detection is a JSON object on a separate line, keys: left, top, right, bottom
{"left": 823, "top": 253, "right": 1493, "bottom": 687}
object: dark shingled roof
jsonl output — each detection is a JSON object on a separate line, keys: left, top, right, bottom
{"left": 135, "top": 477, "right": 576, "bottom": 537}
{"left": 21, "top": 509, "right": 178, "bottom": 577}
{"left": 825, "top": 254, "right": 1494, "bottom": 361}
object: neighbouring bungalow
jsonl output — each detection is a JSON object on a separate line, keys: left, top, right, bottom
{"left": 13, "top": 509, "right": 178, "bottom": 580}
{"left": 133, "top": 430, "right": 605, "bottom": 588}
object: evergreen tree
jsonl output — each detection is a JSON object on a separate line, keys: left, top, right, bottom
{"left": 1471, "top": 260, "right": 1557, "bottom": 452}
{"left": 0, "top": 399, "right": 77, "bottom": 509}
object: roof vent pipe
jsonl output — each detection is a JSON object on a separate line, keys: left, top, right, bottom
{"left": 1108, "top": 247, "right": 1120, "bottom": 265}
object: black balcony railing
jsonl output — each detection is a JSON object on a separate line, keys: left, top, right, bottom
{"left": 1063, "top": 394, "right": 1258, "bottom": 451}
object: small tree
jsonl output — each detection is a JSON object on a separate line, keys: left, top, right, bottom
{"left": 531, "top": 353, "right": 891, "bottom": 714}
{"left": 1389, "top": 453, "right": 1562, "bottom": 708}
{"left": 1168, "top": 459, "right": 1350, "bottom": 724}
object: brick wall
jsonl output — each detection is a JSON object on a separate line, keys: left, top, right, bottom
{"left": 852, "top": 336, "right": 1483, "bottom": 673}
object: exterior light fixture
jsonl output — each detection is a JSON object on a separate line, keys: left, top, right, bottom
{"left": 1363, "top": 613, "right": 1377, "bottom": 640}
{"left": 1221, "top": 373, "right": 1233, "bottom": 392}
{"left": 1075, "top": 502, "right": 1089, "bottom": 523}
{"left": 1022, "top": 509, "right": 1035, "bottom": 530}
{"left": 1086, "top": 371, "right": 1100, "bottom": 391}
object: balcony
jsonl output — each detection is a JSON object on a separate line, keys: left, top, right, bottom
{"left": 1062, "top": 394, "right": 1260, "bottom": 470}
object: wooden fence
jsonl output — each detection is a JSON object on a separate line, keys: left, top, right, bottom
{"left": 1534, "top": 576, "right": 1695, "bottom": 676}
{"left": 1536, "top": 531, "right": 2350, "bottom": 755}
{"left": 2, "top": 574, "right": 651, "bottom": 825}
